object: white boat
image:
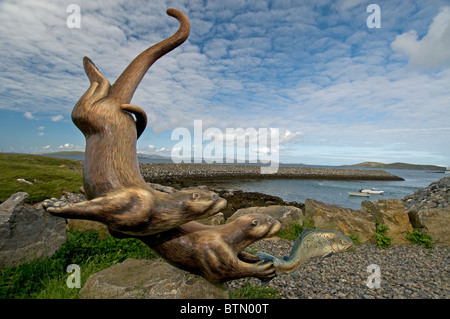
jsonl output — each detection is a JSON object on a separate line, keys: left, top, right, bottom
{"left": 348, "top": 191, "right": 370, "bottom": 197}
{"left": 445, "top": 167, "right": 450, "bottom": 174}
{"left": 360, "top": 188, "right": 384, "bottom": 195}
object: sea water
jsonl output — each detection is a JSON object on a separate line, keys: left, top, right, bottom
{"left": 43, "top": 153, "right": 444, "bottom": 210}
{"left": 211, "top": 168, "right": 445, "bottom": 210}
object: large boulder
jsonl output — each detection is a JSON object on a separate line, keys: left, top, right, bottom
{"left": 226, "top": 205, "right": 304, "bottom": 230}
{"left": 215, "top": 190, "right": 303, "bottom": 219}
{"left": 79, "top": 258, "right": 229, "bottom": 299}
{"left": 0, "top": 192, "right": 66, "bottom": 269}
{"left": 304, "top": 199, "right": 375, "bottom": 243}
{"left": 360, "top": 199, "right": 413, "bottom": 245}
{"left": 408, "top": 207, "right": 450, "bottom": 245}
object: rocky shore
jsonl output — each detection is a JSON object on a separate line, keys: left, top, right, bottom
{"left": 1, "top": 171, "right": 448, "bottom": 299}
{"left": 229, "top": 238, "right": 449, "bottom": 299}
{"left": 403, "top": 176, "right": 450, "bottom": 211}
{"left": 139, "top": 163, "right": 403, "bottom": 187}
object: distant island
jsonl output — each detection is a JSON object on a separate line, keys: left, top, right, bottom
{"left": 40, "top": 152, "right": 446, "bottom": 171}
{"left": 345, "top": 162, "right": 446, "bottom": 171}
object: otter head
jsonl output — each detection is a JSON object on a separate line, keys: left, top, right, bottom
{"left": 173, "top": 189, "right": 227, "bottom": 217}
{"left": 240, "top": 213, "right": 281, "bottom": 240}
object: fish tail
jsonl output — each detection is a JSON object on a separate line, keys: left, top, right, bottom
{"left": 257, "top": 251, "right": 276, "bottom": 262}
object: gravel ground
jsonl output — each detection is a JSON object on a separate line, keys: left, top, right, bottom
{"left": 228, "top": 238, "right": 449, "bottom": 299}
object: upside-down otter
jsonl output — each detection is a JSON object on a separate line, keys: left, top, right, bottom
{"left": 43, "top": 9, "right": 227, "bottom": 235}
{"left": 129, "top": 213, "right": 281, "bottom": 283}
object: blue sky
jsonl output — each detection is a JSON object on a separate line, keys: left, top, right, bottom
{"left": 0, "top": 0, "right": 449, "bottom": 166}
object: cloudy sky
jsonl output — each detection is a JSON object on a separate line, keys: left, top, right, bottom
{"left": 0, "top": 0, "right": 449, "bottom": 166}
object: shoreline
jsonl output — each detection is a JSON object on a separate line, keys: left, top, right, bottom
{"left": 139, "top": 163, "right": 404, "bottom": 186}
{"left": 229, "top": 239, "right": 449, "bottom": 299}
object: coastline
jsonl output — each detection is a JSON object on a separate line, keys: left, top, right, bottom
{"left": 139, "top": 163, "right": 404, "bottom": 186}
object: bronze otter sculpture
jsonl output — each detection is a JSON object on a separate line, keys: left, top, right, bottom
{"left": 44, "top": 9, "right": 227, "bottom": 236}
{"left": 113, "top": 214, "right": 281, "bottom": 283}
{"left": 44, "top": 8, "right": 279, "bottom": 284}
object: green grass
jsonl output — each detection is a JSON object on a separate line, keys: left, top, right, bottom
{"left": 275, "top": 217, "right": 317, "bottom": 241}
{"left": 276, "top": 222, "right": 304, "bottom": 241}
{"left": 230, "top": 282, "right": 282, "bottom": 299}
{"left": 373, "top": 221, "right": 392, "bottom": 248}
{"left": 0, "top": 230, "right": 285, "bottom": 299}
{"left": 0, "top": 230, "right": 157, "bottom": 299}
{"left": 0, "top": 153, "right": 84, "bottom": 203}
{"left": 407, "top": 228, "right": 433, "bottom": 249}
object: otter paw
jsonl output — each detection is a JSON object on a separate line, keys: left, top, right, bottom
{"left": 43, "top": 198, "right": 70, "bottom": 213}
{"left": 255, "top": 260, "right": 276, "bottom": 278}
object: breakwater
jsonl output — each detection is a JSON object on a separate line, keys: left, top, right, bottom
{"left": 139, "top": 163, "right": 404, "bottom": 186}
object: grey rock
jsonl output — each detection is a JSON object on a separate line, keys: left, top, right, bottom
{"left": 304, "top": 199, "right": 375, "bottom": 243}
{"left": 0, "top": 192, "right": 66, "bottom": 269}
{"left": 79, "top": 258, "right": 229, "bottom": 299}
{"left": 408, "top": 206, "right": 450, "bottom": 245}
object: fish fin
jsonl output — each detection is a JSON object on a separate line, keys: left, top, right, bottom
{"left": 323, "top": 252, "right": 334, "bottom": 258}
{"left": 299, "top": 227, "right": 315, "bottom": 239}
{"left": 291, "top": 227, "right": 315, "bottom": 254}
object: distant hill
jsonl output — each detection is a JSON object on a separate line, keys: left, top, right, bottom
{"left": 346, "top": 162, "right": 445, "bottom": 170}
{"left": 43, "top": 151, "right": 85, "bottom": 156}
{"left": 137, "top": 153, "right": 172, "bottom": 160}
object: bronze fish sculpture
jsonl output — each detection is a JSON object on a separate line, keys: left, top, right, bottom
{"left": 257, "top": 228, "right": 354, "bottom": 283}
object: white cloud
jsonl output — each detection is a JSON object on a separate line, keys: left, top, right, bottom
{"left": 58, "top": 143, "right": 74, "bottom": 149}
{"left": 1, "top": 0, "right": 449, "bottom": 165}
{"left": 51, "top": 115, "right": 64, "bottom": 122}
{"left": 23, "top": 112, "right": 35, "bottom": 120}
{"left": 335, "top": 0, "right": 366, "bottom": 11}
{"left": 37, "top": 126, "right": 45, "bottom": 130}
{"left": 279, "top": 130, "right": 304, "bottom": 144}
{"left": 391, "top": 6, "right": 450, "bottom": 69}
{"left": 37, "top": 132, "right": 44, "bottom": 136}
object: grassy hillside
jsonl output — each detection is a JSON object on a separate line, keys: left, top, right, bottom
{"left": 348, "top": 161, "right": 445, "bottom": 170}
{"left": 0, "top": 153, "right": 83, "bottom": 203}
{"left": 42, "top": 151, "right": 85, "bottom": 156}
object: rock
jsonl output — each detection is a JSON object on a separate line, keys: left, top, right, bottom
{"left": 361, "top": 199, "right": 413, "bottom": 245}
{"left": 79, "top": 258, "right": 229, "bottom": 299}
{"left": 197, "top": 212, "right": 225, "bottom": 226}
{"left": 227, "top": 205, "right": 304, "bottom": 230}
{"left": 408, "top": 207, "right": 450, "bottom": 245}
{"left": 0, "top": 192, "right": 66, "bottom": 269}
{"left": 304, "top": 199, "right": 375, "bottom": 243}
{"left": 215, "top": 190, "right": 303, "bottom": 219}
{"left": 403, "top": 176, "right": 450, "bottom": 211}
